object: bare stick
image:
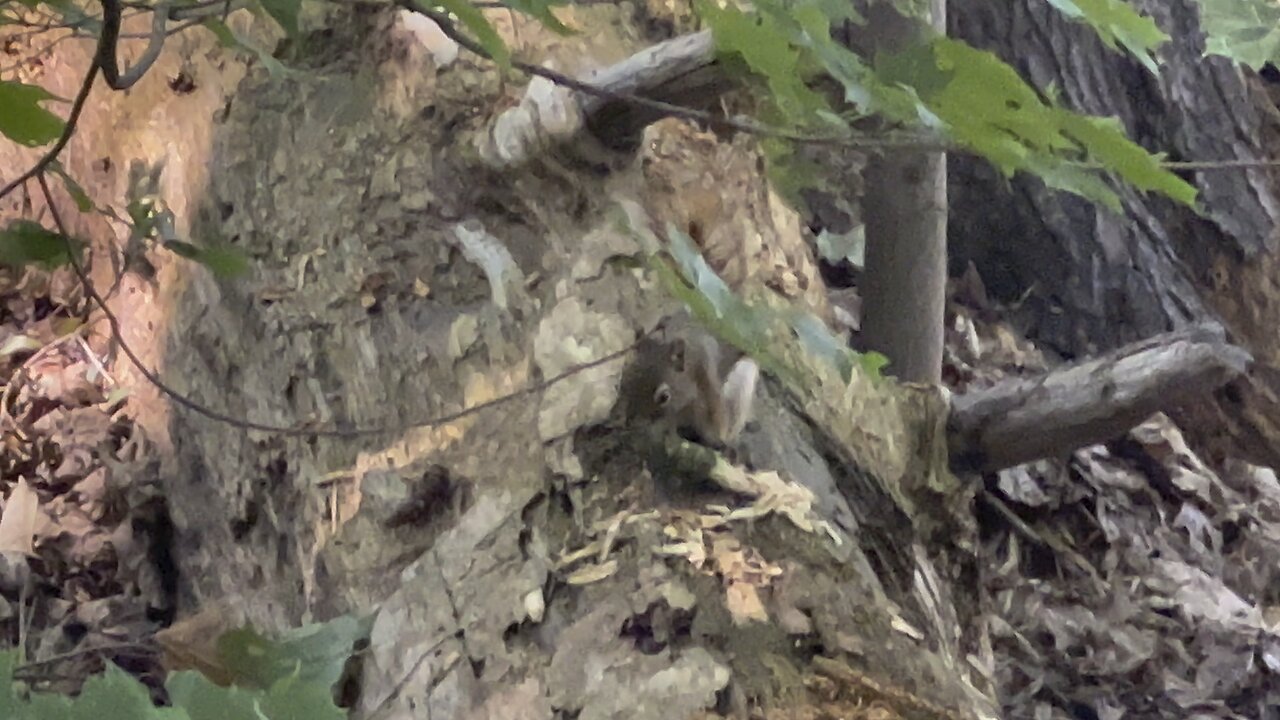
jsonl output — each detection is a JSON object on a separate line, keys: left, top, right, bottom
{"left": 98, "top": 0, "right": 171, "bottom": 90}
{"left": 948, "top": 323, "right": 1252, "bottom": 473}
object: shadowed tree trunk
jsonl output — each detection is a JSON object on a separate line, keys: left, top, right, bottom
{"left": 947, "top": 0, "right": 1280, "bottom": 467}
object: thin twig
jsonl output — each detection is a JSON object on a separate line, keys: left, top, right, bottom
{"left": 408, "top": 3, "right": 1280, "bottom": 166}
{"left": 12, "top": 641, "right": 156, "bottom": 679}
{"left": 96, "top": 0, "right": 171, "bottom": 90}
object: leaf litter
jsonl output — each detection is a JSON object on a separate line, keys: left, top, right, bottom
{"left": 944, "top": 272, "right": 1280, "bottom": 719}
{"left": 0, "top": 263, "right": 171, "bottom": 697}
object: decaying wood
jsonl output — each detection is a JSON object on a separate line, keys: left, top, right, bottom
{"left": 947, "top": 323, "right": 1253, "bottom": 473}
{"left": 477, "top": 31, "right": 720, "bottom": 167}
{"left": 578, "top": 30, "right": 723, "bottom": 147}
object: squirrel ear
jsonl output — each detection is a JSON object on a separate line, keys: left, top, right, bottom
{"left": 669, "top": 338, "right": 688, "bottom": 371}
{"left": 720, "top": 358, "right": 759, "bottom": 442}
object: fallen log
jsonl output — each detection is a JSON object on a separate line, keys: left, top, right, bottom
{"left": 947, "top": 323, "right": 1252, "bottom": 473}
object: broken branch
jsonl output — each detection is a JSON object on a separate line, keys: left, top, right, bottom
{"left": 947, "top": 323, "right": 1252, "bottom": 473}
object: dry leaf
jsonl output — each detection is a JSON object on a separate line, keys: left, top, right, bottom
{"left": 0, "top": 478, "right": 40, "bottom": 555}
{"left": 566, "top": 559, "right": 618, "bottom": 585}
{"left": 154, "top": 602, "right": 248, "bottom": 686}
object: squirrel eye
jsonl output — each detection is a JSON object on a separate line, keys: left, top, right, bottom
{"left": 654, "top": 384, "right": 673, "bottom": 406}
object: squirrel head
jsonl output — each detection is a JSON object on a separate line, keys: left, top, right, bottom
{"left": 620, "top": 335, "right": 692, "bottom": 423}
{"left": 620, "top": 329, "right": 757, "bottom": 446}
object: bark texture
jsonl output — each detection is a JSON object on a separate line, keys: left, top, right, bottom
{"left": 857, "top": 0, "right": 948, "bottom": 384}
{"left": 948, "top": 323, "right": 1252, "bottom": 472}
{"left": 948, "top": 0, "right": 1280, "bottom": 467}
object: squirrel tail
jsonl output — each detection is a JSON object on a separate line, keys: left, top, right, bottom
{"left": 720, "top": 358, "right": 759, "bottom": 443}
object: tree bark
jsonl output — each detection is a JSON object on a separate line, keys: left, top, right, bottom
{"left": 148, "top": 7, "right": 992, "bottom": 720}
{"left": 947, "top": 0, "right": 1280, "bottom": 467}
{"left": 857, "top": 0, "right": 948, "bottom": 384}
{"left": 948, "top": 322, "right": 1251, "bottom": 472}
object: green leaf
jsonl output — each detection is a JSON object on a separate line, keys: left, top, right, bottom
{"left": 760, "top": 135, "right": 821, "bottom": 210}
{"left": 41, "top": 0, "right": 100, "bottom": 34}
{"left": 1195, "top": 0, "right": 1280, "bottom": 68}
{"left": 0, "top": 80, "right": 65, "bottom": 147}
{"left": 651, "top": 230, "right": 797, "bottom": 385}
{"left": 761, "top": 0, "right": 892, "bottom": 114}
{"left": 167, "top": 670, "right": 264, "bottom": 720}
{"left": 698, "top": 0, "right": 832, "bottom": 127}
{"left": 879, "top": 38, "right": 1196, "bottom": 209}
{"left": 789, "top": 311, "right": 856, "bottom": 382}
{"left": 421, "top": 0, "right": 510, "bottom": 69}
{"left": 0, "top": 651, "right": 16, "bottom": 719}
{"left": 257, "top": 0, "right": 300, "bottom": 37}
{"left": 69, "top": 664, "right": 184, "bottom": 720}
{"left": 664, "top": 224, "right": 739, "bottom": 321}
{"left": 694, "top": 0, "right": 1190, "bottom": 211}
{"left": 20, "top": 692, "right": 74, "bottom": 720}
{"left": 217, "top": 615, "right": 371, "bottom": 691}
{"left": 1058, "top": 113, "right": 1198, "bottom": 206}
{"left": 0, "top": 622, "right": 366, "bottom": 720}
{"left": 1044, "top": 0, "right": 1167, "bottom": 74}
{"left": 258, "top": 676, "right": 344, "bottom": 720}
{"left": 196, "top": 244, "right": 251, "bottom": 278}
{"left": 857, "top": 350, "right": 890, "bottom": 378}
{"left": 502, "top": 0, "right": 573, "bottom": 35}
{"left": 164, "top": 240, "right": 250, "bottom": 278}
{"left": 48, "top": 161, "right": 94, "bottom": 212}
{"left": 0, "top": 220, "right": 80, "bottom": 269}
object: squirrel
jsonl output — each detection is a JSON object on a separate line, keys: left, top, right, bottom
{"left": 623, "top": 319, "right": 759, "bottom": 448}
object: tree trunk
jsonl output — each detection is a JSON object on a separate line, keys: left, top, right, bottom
{"left": 857, "top": 0, "right": 948, "bottom": 384}
{"left": 947, "top": 0, "right": 1280, "bottom": 467}
{"left": 147, "top": 6, "right": 993, "bottom": 720}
